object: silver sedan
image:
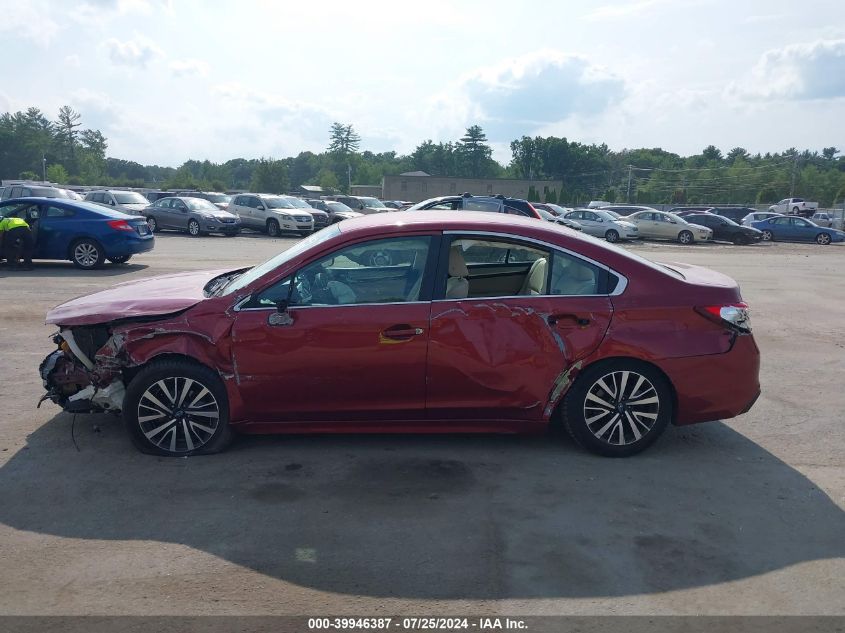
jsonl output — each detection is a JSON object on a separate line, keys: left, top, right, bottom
{"left": 622, "top": 210, "right": 713, "bottom": 244}
{"left": 564, "top": 209, "right": 639, "bottom": 242}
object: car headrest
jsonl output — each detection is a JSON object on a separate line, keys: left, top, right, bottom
{"left": 449, "top": 247, "right": 468, "bottom": 277}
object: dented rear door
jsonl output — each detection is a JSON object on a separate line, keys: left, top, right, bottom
{"left": 426, "top": 295, "right": 612, "bottom": 422}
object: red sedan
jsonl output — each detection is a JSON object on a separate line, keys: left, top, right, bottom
{"left": 40, "top": 212, "right": 760, "bottom": 457}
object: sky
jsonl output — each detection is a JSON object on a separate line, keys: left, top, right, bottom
{"left": 1, "top": 0, "right": 844, "bottom": 166}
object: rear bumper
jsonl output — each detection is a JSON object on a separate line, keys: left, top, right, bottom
{"left": 656, "top": 334, "right": 761, "bottom": 425}
{"left": 105, "top": 236, "right": 155, "bottom": 257}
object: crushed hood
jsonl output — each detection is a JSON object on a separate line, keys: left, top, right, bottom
{"left": 46, "top": 269, "right": 233, "bottom": 326}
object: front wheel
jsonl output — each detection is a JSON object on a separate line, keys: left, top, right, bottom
{"left": 678, "top": 230, "right": 694, "bottom": 245}
{"left": 816, "top": 232, "right": 832, "bottom": 245}
{"left": 267, "top": 219, "right": 281, "bottom": 237}
{"left": 732, "top": 234, "right": 747, "bottom": 245}
{"left": 604, "top": 229, "right": 619, "bottom": 243}
{"left": 124, "top": 359, "right": 233, "bottom": 456}
{"left": 761, "top": 230, "right": 773, "bottom": 241}
{"left": 187, "top": 219, "right": 202, "bottom": 237}
{"left": 561, "top": 360, "right": 672, "bottom": 457}
{"left": 71, "top": 239, "right": 106, "bottom": 270}
{"left": 108, "top": 255, "right": 132, "bottom": 264}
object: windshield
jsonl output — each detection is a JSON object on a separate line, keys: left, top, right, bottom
{"left": 593, "top": 209, "right": 619, "bottom": 222}
{"left": 407, "top": 197, "right": 447, "bottom": 211}
{"left": 186, "top": 198, "right": 220, "bottom": 211}
{"left": 666, "top": 212, "right": 686, "bottom": 223}
{"left": 205, "top": 193, "right": 231, "bottom": 203}
{"left": 716, "top": 216, "right": 739, "bottom": 226}
{"left": 536, "top": 208, "right": 554, "bottom": 221}
{"left": 285, "top": 197, "right": 312, "bottom": 208}
{"left": 327, "top": 201, "right": 354, "bottom": 213}
{"left": 264, "top": 197, "right": 295, "bottom": 209}
{"left": 221, "top": 224, "right": 342, "bottom": 296}
{"left": 358, "top": 197, "right": 386, "bottom": 208}
{"left": 114, "top": 192, "right": 148, "bottom": 205}
{"left": 604, "top": 210, "right": 620, "bottom": 218}
{"left": 545, "top": 203, "right": 567, "bottom": 216}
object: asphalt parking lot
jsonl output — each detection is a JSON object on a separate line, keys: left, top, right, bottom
{"left": 0, "top": 233, "right": 843, "bottom": 616}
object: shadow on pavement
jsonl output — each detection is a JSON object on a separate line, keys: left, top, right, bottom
{"left": 0, "top": 262, "right": 148, "bottom": 278}
{"left": 0, "top": 415, "right": 841, "bottom": 599}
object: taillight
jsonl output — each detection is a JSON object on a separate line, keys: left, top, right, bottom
{"left": 107, "top": 219, "right": 134, "bottom": 232}
{"left": 696, "top": 302, "right": 751, "bottom": 332}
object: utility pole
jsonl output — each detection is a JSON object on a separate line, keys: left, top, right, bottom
{"left": 790, "top": 154, "right": 799, "bottom": 197}
{"left": 347, "top": 162, "right": 352, "bottom": 193}
{"left": 626, "top": 165, "right": 633, "bottom": 202}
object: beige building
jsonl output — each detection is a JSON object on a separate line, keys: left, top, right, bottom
{"left": 382, "top": 173, "right": 564, "bottom": 203}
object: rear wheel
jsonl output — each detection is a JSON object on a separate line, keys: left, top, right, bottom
{"left": 816, "top": 232, "right": 832, "bottom": 245}
{"left": 146, "top": 216, "right": 159, "bottom": 233}
{"left": 761, "top": 230, "right": 773, "bottom": 241}
{"left": 605, "top": 229, "right": 619, "bottom": 243}
{"left": 71, "top": 239, "right": 106, "bottom": 270}
{"left": 108, "top": 255, "right": 131, "bottom": 264}
{"left": 124, "top": 359, "right": 233, "bottom": 456}
{"left": 793, "top": 206, "right": 800, "bottom": 214}
{"left": 267, "top": 219, "right": 281, "bottom": 237}
{"left": 678, "top": 230, "right": 694, "bottom": 245}
{"left": 561, "top": 360, "right": 672, "bottom": 457}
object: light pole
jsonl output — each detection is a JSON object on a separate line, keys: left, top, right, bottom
{"left": 42, "top": 155, "right": 47, "bottom": 182}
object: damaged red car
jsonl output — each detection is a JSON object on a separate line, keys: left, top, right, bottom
{"left": 40, "top": 211, "right": 761, "bottom": 457}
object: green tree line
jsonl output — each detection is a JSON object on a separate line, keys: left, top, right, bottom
{"left": 3, "top": 106, "right": 844, "bottom": 206}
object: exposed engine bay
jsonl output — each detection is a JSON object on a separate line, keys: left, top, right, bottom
{"left": 39, "top": 325, "right": 127, "bottom": 413}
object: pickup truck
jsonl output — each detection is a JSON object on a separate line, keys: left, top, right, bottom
{"left": 768, "top": 197, "right": 818, "bottom": 217}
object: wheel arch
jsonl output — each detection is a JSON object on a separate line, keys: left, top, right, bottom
{"left": 550, "top": 355, "right": 679, "bottom": 427}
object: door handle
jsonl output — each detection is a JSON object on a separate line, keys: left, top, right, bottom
{"left": 548, "top": 314, "right": 591, "bottom": 327}
{"left": 380, "top": 325, "right": 425, "bottom": 341}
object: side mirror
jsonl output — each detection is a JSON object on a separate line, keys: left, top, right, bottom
{"left": 268, "top": 299, "right": 293, "bottom": 326}
{"left": 358, "top": 204, "right": 364, "bottom": 210}
{"left": 257, "top": 205, "right": 265, "bottom": 210}
{"left": 109, "top": 200, "right": 116, "bottom": 206}
{"left": 597, "top": 218, "right": 604, "bottom": 223}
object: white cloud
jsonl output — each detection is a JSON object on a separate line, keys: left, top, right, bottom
{"left": 731, "top": 38, "right": 845, "bottom": 101}
{"left": 170, "top": 59, "right": 210, "bottom": 77}
{"left": 64, "top": 54, "right": 81, "bottom": 68}
{"left": 103, "top": 35, "right": 164, "bottom": 68}
{"left": 420, "top": 50, "right": 626, "bottom": 144}
{"left": 582, "top": 0, "right": 670, "bottom": 21}
{"left": 0, "top": 0, "right": 60, "bottom": 43}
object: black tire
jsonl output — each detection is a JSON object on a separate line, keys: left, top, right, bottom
{"left": 267, "top": 219, "right": 281, "bottom": 237}
{"left": 123, "top": 359, "right": 233, "bottom": 456}
{"left": 761, "top": 230, "right": 773, "bottom": 241}
{"left": 561, "top": 360, "right": 672, "bottom": 457}
{"left": 816, "top": 232, "right": 832, "bottom": 245}
{"left": 146, "top": 216, "right": 159, "bottom": 233}
{"left": 70, "top": 238, "right": 106, "bottom": 270}
{"left": 792, "top": 206, "right": 800, "bottom": 214}
{"left": 108, "top": 255, "right": 132, "bottom": 264}
{"left": 732, "top": 234, "right": 747, "bottom": 245}
{"left": 678, "top": 230, "right": 694, "bottom": 245}
{"left": 605, "top": 229, "right": 620, "bottom": 243}
{"left": 187, "top": 219, "right": 202, "bottom": 237}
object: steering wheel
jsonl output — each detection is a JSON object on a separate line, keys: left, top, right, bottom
{"left": 293, "top": 276, "right": 313, "bottom": 304}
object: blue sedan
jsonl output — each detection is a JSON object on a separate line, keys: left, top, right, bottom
{"left": 0, "top": 198, "right": 154, "bottom": 269}
{"left": 751, "top": 215, "right": 845, "bottom": 245}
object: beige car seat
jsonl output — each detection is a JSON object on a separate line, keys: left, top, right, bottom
{"left": 519, "top": 257, "right": 548, "bottom": 295}
{"left": 445, "top": 247, "right": 469, "bottom": 299}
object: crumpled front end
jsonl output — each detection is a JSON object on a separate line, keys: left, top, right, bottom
{"left": 39, "top": 325, "right": 128, "bottom": 414}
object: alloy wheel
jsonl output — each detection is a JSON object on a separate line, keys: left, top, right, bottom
{"left": 137, "top": 377, "right": 220, "bottom": 454}
{"left": 147, "top": 217, "right": 157, "bottom": 232}
{"left": 817, "top": 233, "right": 831, "bottom": 245}
{"left": 605, "top": 229, "right": 619, "bottom": 243}
{"left": 583, "top": 370, "right": 660, "bottom": 446}
{"left": 678, "top": 231, "right": 693, "bottom": 244}
{"left": 188, "top": 220, "right": 200, "bottom": 236}
{"left": 74, "top": 242, "right": 100, "bottom": 268}
{"left": 762, "top": 230, "right": 773, "bottom": 241}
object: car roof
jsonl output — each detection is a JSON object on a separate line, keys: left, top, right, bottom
{"left": 0, "top": 197, "right": 137, "bottom": 218}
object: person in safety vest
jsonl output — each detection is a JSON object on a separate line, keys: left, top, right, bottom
{"left": 0, "top": 215, "right": 34, "bottom": 271}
